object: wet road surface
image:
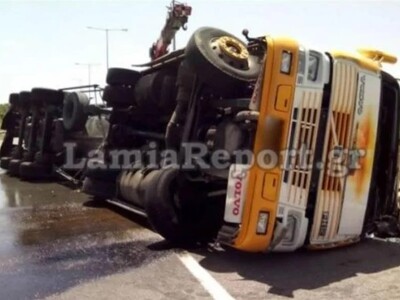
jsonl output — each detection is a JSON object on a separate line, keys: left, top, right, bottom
{"left": 0, "top": 171, "right": 209, "bottom": 299}
{"left": 1, "top": 170, "right": 400, "bottom": 299}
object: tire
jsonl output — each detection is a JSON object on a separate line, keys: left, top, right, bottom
{"left": 9, "top": 93, "right": 19, "bottom": 106}
{"left": 10, "top": 147, "right": 21, "bottom": 159}
{"left": 83, "top": 160, "right": 121, "bottom": 182}
{"left": 144, "top": 168, "right": 222, "bottom": 244}
{"left": 82, "top": 177, "right": 116, "bottom": 200}
{"left": 31, "top": 88, "right": 64, "bottom": 106}
{"left": 102, "top": 85, "right": 135, "bottom": 106}
{"left": 63, "top": 92, "right": 89, "bottom": 131}
{"left": 185, "top": 27, "right": 261, "bottom": 96}
{"left": 144, "top": 168, "right": 188, "bottom": 242}
{"left": 19, "top": 161, "right": 52, "bottom": 180}
{"left": 34, "top": 152, "right": 52, "bottom": 165}
{"left": 134, "top": 71, "right": 176, "bottom": 112}
{"left": 8, "top": 159, "right": 21, "bottom": 176}
{"left": 374, "top": 216, "right": 400, "bottom": 238}
{"left": 19, "top": 91, "right": 31, "bottom": 109}
{"left": 0, "top": 109, "right": 16, "bottom": 130}
{"left": 0, "top": 157, "right": 11, "bottom": 169}
{"left": 106, "top": 68, "right": 141, "bottom": 86}
{"left": 118, "top": 167, "right": 157, "bottom": 208}
{"left": 22, "top": 150, "right": 34, "bottom": 163}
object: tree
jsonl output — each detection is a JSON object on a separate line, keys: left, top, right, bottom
{"left": 0, "top": 103, "right": 10, "bottom": 128}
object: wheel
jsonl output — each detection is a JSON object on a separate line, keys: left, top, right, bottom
{"left": 9, "top": 147, "right": 22, "bottom": 159}
{"left": 144, "top": 168, "right": 223, "bottom": 244}
{"left": 34, "top": 152, "right": 52, "bottom": 165}
{"left": 144, "top": 168, "right": 188, "bottom": 242}
{"left": 134, "top": 71, "right": 177, "bottom": 112}
{"left": 22, "top": 150, "right": 34, "bottom": 163}
{"left": 374, "top": 216, "right": 400, "bottom": 238}
{"left": 0, "top": 130, "right": 15, "bottom": 156}
{"left": 1, "top": 94, "right": 18, "bottom": 129}
{"left": 106, "top": 68, "right": 141, "bottom": 86}
{"left": 118, "top": 167, "right": 157, "bottom": 208}
{"left": 0, "top": 147, "right": 22, "bottom": 170}
{"left": 185, "top": 27, "right": 261, "bottom": 96}
{"left": 62, "top": 92, "right": 90, "bottom": 131}
{"left": 8, "top": 159, "right": 22, "bottom": 176}
{"left": 83, "top": 161, "right": 121, "bottom": 182}
{"left": 19, "top": 91, "right": 31, "bottom": 109}
{"left": 31, "top": 88, "right": 64, "bottom": 106}
{"left": 0, "top": 157, "right": 11, "bottom": 169}
{"left": 8, "top": 93, "right": 19, "bottom": 106}
{"left": 102, "top": 85, "right": 135, "bottom": 106}
{"left": 19, "top": 161, "right": 52, "bottom": 180}
{"left": 82, "top": 177, "right": 116, "bottom": 200}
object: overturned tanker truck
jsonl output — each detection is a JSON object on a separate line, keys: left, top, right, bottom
{"left": 82, "top": 26, "right": 400, "bottom": 252}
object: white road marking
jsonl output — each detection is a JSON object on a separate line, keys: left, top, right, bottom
{"left": 177, "top": 252, "right": 235, "bottom": 300}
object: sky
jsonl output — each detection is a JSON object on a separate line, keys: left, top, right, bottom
{"left": 1, "top": 0, "right": 400, "bottom": 103}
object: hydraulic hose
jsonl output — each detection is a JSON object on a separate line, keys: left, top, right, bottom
{"left": 165, "top": 61, "right": 195, "bottom": 150}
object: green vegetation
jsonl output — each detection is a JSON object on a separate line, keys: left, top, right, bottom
{"left": 0, "top": 103, "right": 10, "bottom": 126}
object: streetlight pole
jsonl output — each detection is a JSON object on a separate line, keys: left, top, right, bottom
{"left": 75, "top": 63, "right": 100, "bottom": 97}
{"left": 87, "top": 26, "right": 128, "bottom": 70}
{"left": 106, "top": 30, "right": 109, "bottom": 70}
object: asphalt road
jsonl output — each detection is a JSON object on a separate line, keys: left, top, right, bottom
{"left": 1, "top": 170, "right": 400, "bottom": 300}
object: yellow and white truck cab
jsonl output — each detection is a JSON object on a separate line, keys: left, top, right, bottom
{"left": 220, "top": 36, "right": 400, "bottom": 252}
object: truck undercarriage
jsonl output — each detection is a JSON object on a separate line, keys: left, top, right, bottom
{"left": 83, "top": 26, "right": 264, "bottom": 243}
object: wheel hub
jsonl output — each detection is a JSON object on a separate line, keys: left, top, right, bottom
{"left": 211, "top": 36, "right": 250, "bottom": 70}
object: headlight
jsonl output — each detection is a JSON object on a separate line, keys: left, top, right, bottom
{"left": 256, "top": 211, "right": 269, "bottom": 235}
{"left": 283, "top": 215, "right": 297, "bottom": 243}
{"left": 280, "top": 51, "right": 292, "bottom": 74}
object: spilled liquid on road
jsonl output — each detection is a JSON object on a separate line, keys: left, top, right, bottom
{"left": 0, "top": 171, "right": 165, "bottom": 299}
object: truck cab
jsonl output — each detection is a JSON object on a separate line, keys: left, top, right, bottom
{"left": 219, "top": 37, "right": 400, "bottom": 252}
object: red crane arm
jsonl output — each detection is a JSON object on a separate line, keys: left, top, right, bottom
{"left": 150, "top": 2, "right": 192, "bottom": 60}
